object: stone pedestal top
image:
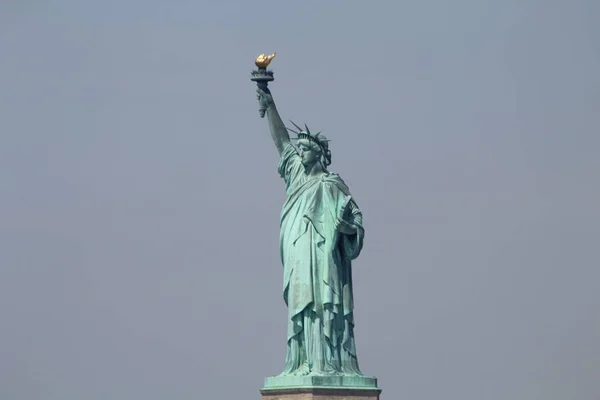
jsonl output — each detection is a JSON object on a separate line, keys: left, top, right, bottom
{"left": 261, "top": 375, "right": 381, "bottom": 400}
{"left": 260, "top": 386, "right": 381, "bottom": 400}
{"left": 263, "top": 375, "right": 379, "bottom": 390}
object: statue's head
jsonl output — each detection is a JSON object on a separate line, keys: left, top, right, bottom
{"left": 287, "top": 121, "right": 332, "bottom": 169}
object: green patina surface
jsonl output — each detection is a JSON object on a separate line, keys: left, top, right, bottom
{"left": 263, "top": 375, "right": 379, "bottom": 390}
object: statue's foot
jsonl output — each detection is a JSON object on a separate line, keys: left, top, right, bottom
{"left": 307, "top": 365, "right": 339, "bottom": 376}
{"left": 293, "top": 361, "right": 311, "bottom": 376}
{"left": 318, "top": 369, "right": 339, "bottom": 376}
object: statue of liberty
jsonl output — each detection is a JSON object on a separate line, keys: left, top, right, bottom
{"left": 256, "top": 85, "right": 365, "bottom": 377}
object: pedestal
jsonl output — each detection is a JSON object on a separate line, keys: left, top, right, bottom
{"left": 261, "top": 387, "right": 381, "bottom": 400}
{"left": 260, "top": 376, "right": 381, "bottom": 400}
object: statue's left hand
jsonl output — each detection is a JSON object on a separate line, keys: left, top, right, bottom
{"left": 334, "top": 217, "right": 358, "bottom": 235}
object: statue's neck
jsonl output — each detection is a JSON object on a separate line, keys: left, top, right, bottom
{"left": 304, "top": 162, "right": 326, "bottom": 178}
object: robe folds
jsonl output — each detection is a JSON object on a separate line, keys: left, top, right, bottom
{"left": 277, "top": 143, "right": 364, "bottom": 375}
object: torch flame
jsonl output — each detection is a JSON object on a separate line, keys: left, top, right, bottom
{"left": 255, "top": 52, "right": 276, "bottom": 68}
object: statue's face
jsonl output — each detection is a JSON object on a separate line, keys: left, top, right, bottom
{"left": 298, "top": 143, "right": 320, "bottom": 167}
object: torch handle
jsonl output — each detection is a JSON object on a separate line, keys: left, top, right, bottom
{"left": 256, "top": 81, "right": 271, "bottom": 118}
{"left": 256, "top": 81, "right": 271, "bottom": 94}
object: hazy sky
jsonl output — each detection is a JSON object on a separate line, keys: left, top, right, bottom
{"left": 1, "top": 1, "right": 599, "bottom": 399}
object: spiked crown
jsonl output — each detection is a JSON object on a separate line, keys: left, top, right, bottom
{"left": 286, "top": 120, "right": 332, "bottom": 166}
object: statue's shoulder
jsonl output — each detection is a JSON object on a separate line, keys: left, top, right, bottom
{"left": 323, "top": 172, "right": 350, "bottom": 195}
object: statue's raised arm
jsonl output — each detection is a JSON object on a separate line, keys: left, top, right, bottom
{"left": 251, "top": 53, "right": 290, "bottom": 155}
{"left": 256, "top": 88, "right": 290, "bottom": 155}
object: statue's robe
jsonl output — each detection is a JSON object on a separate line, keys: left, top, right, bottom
{"left": 277, "top": 143, "right": 364, "bottom": 375}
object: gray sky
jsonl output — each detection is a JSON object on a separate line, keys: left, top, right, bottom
{"left": 1, "top": 1, "right": 599, "bottom": 399}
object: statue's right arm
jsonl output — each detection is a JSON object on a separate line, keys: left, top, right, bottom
{"left": 257, "top": 89, "right": 290, "bottom": 155}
